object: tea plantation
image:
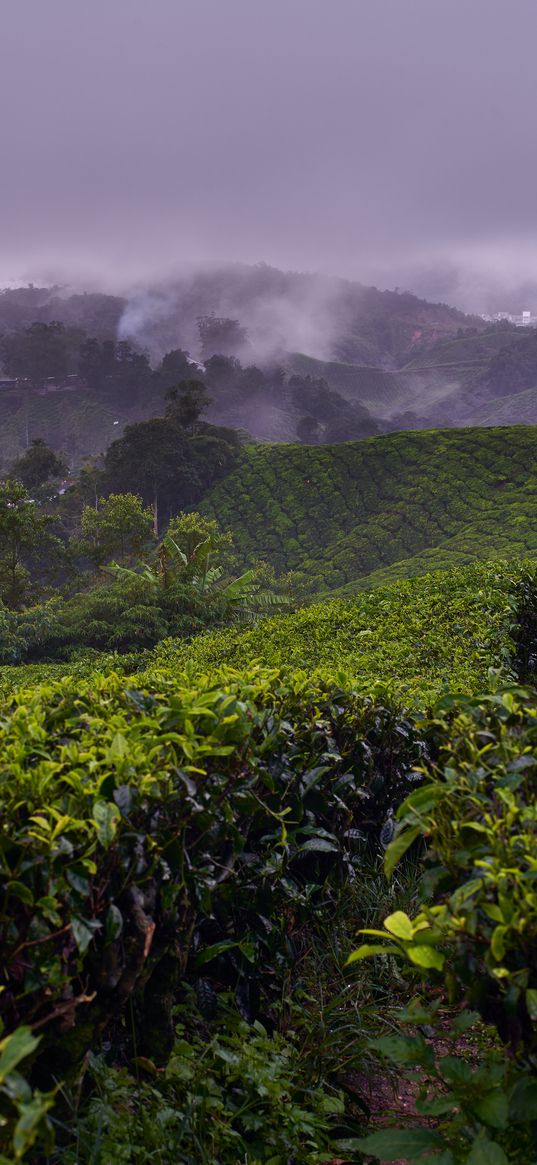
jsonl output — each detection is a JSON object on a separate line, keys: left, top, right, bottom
{"left": 201, "top": 426, "right": 537, "bottom": 592}
{"left": 148, "top": 560, "right": 533, "bottom": 703}
{"left": 4, "top": 459, "right": 537, "bottom": 1158}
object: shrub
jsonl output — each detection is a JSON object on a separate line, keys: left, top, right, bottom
{"left": 0, "top": 664, "right": 424, "bottom": 1096}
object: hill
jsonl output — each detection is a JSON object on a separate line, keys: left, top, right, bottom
{"left": 147, "top": 559, "right": 533, "bottom": 703}
{"left": 0, "top": 265, "right": 482, "bottom": 369}
{"left": 467, "top": 384, "right": 537, "bottom": 427}
{"left": 201, "top": 426, "right": 537, "bottom": 592}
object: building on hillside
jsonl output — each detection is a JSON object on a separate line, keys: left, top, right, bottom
{"left": 493, "top": 310, "right": 537, "bottom": 327}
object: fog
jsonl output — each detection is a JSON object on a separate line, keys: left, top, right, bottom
{"left": 2, "top": 0, "right": 537, "bottom": 313}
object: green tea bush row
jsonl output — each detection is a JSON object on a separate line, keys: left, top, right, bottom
{"left": 0, "top": 663, "right": 426, "bottom": 1157}
{"left": 150, "top": 560, "right": 537, "bottom": 704}
{"left": 201, "top": 427, "right": 537, "bottom": 591}
{"left": 349, "top": 685, "right": 537, "bottom": 1162}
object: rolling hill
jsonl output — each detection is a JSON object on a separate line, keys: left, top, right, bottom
{"left": 201, "top": 426, "right": 537, "bottom": 592}
{"left": 147, "top": 558, "right": 532, "bottom": 703}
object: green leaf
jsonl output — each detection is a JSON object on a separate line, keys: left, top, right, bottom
{"left": 72, "top": 916, "right": 102, "bottom": 954}
{"left": 509, "top": 1075, "right": 537, "bottom": 1122}
{"left": 490, "top": 924, "right": 508, "bottom": 961}
{"left": 346, "top": 943, "right": 394, "bottom": 964}
{"left": 195, "top": 940, "right": 239, "bottom": 967}
{"left": 397, "top": 783, "right": 443, "bottom": 817}
{"left": 0, "top": 1028, "right": 40, "bottom": 1085}
{"left": 384, "top": 911, "right": 415, "bottom": 940}
{"left": 105, "top": 904, "right": 123, "bottom": 943}
{"left": 108, "top": 732, "right": 128, "bottom": 762}
{"left": 354, "top": 1127, "right": 443, "bottom": 1160}
{"left": 526, "top": 988, "right": 537, "bottom": 1020}
{"left": 466, "top": 1134, "right": 508, "bottom": 1164}
{"left": 406, "top": 944, "right": 444, "bottom": 970}
{"left": 472, "top": 1090, "right": 509, "bottom": 1130}
{"left": 92, "top": 800, "right": 121, "bottom": 848}
{"left": 297, "top": 837, "right": 339, "bottom": 853}
{"left": 13, "top": 1093, "right": 54, "bottom": 1157}
{"left": 384, "top": 825, "right": 422, "bottom": 879}
{"left": 4, "top": 881, "right": 33, "bottom": 907}
{"left": 375, "top": 1035, "right": 434, "bottom": 1067}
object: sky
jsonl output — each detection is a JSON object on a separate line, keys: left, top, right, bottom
{"left": 2, "top": 0, "right": 537, "bottom": 311}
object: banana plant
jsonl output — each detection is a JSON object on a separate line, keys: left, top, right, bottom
{"left": 109, "top": 533, "right": 290, "bottom": 621}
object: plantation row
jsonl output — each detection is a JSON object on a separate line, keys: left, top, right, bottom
{"left": 202, "top": 427, "right": 537, "bottom": 591}
{"left": 2, "top": 558, "right": 537, "bottom": 1161}
{"left": 149, "top": 561, "right": 534, "bottom": 703}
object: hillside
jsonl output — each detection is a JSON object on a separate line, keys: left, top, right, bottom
{"left": 467, "top": 384, "right": 537, "bottom": 427}
{"left": 148, "top": 559, "right": 531, "bottom": 703}
{"left": 201, "top": 426, "right": 537, "bottom": 591}
{"left": 0, "top": 386, "right": 132, "bottom": 466}
{"left": 0, "top": 265, "right": 481, "bottom": 369}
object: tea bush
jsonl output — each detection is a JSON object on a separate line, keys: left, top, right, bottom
{"left": 201, "top": 427, "right": 537, "bottom": 591}
{"left": 348, "top": 685, "right": 537, "bottom": 1161}
{"left": 0, "top": 662, "right": 428, "bottom": 1156}
{"left": 148, "top": 560, "right": 537, "bottom": 704}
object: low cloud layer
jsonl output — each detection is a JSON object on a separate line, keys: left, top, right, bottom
{"left": 2, "top": 0, "right": 537, "bottom": 313}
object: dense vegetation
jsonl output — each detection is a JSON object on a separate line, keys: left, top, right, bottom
{"left": 5, "top": 273, "right": 537, "bottom": 1161}
{"left": 150, "top": 560, "right": 530, "bottom": 703}
{"left": 201, "top": 426, "right": 537, "bottom": 591}
{"left": 0, "top": 556, "right": 537, "bottom": 1162}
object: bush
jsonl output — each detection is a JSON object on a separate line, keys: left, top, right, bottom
{"left": 0, "top": 664, "right": 424, "bottom": 1097}
{"left": 61, "top": 1007, "right": 344, "bottom": 1165}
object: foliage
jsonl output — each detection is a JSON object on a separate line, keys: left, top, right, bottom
{"left": 10, "top": 439, "right": 68, "bottom": 491}
{"left": 0, "top": 664, "right": 424, "bottom": 1083}
{"left": 77, "top": 493, "right": 155, "bottom": 567}
{"left": 352, "top": 1004, "right": 537, "bottom": 1163}
{"left": 0, "top": 480, "right": 67, "bottom": 609}
{"left": 0, "top": 1026, "right": 56, "bottom": 1162}
{"left": 149, "top": 559, "right": 535, "bottom": 704}
{"left": 200, "top": 427, "right": 537, "bottom": 592}
{"left": 375, "top": 687, "right": 537, "bottom": 1056}
{"left": 103, "top": 395, "right": 239, "bottom": 530}
{"left": 60, "top": 1008, "right": 343, "bottom": 1164}
{"left": 0, "top": 322, "right": 70, "bottom": 386}
{"left": 347, "top": 682, "right": 537, "bottom": 1161}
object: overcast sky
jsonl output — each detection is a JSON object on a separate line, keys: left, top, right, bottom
{"left": 2, "top": 0, "right": 537, "bottom": 310}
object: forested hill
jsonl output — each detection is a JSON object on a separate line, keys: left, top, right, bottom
{"left": 0, "top": 264, "right": 480, "bottom": 368}
{"left": 200, "top": 425, "right": 537, "bottom": 592}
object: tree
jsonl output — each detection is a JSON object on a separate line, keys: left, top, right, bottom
{"left": 166, "top": 511, "right": 235, "bottom": 573}
{"left": 0, "top": 322, "right": 68, "bottom": 386}
{"left": 153, "top": 349, "right": 192, "bottom": 394}
{"left": 78, "top": 337, "right": 153, "bottom": 405}
{"left": 103, "top": 417, "right": 197, "bottom": 534}
{"left": 77, "top": 493, "right": 155, "bottom": 568}
{"left": 296, "top": 415, "right": 321, "bottom": 444}
{"left": 0, "top": 480, "right": 66, "bottom": 608}
{"left": 165, "top": 380, "right": 209, "bottom": 434}
{"left": 110, "top": 522, "right": 289, "bottom": 625}
{"left": 103, "top": 404, "right": 239, "bottom": 533}
{"left": 197, "top": 315, "right": 248, "bottom": 359}
{"left": 10, "top": 439, "right": 68, "bottom": 490}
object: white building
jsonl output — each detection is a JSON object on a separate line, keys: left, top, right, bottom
{"left": 493, "top": 309, "right": 537, "bottom": 327}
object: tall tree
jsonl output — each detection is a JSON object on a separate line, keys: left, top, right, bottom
{"left": 103, "top": 417, "right": 197, "bottom": 534}
{"left": 0, "top": 480, "right": 66, "bottom": 608}
{"left": 165, "top": 380, "right": 209, "bottom": 434}
{"left": 11, "top": 438, "right": 68, "bottom": 490}
{"left": 77, "top": 493, "right": 155, "bottom": 567}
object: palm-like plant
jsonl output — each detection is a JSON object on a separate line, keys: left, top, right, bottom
{"left": 109, "top": 532, "right": 289, "bottom": 623}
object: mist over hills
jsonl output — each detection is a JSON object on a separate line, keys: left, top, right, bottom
{"left": 1, "top": 262, "right": 536, "bottom": 454}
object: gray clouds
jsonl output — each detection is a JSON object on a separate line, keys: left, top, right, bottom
{"left": 1, "top": 0, "right": 537, "bottom": 309}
